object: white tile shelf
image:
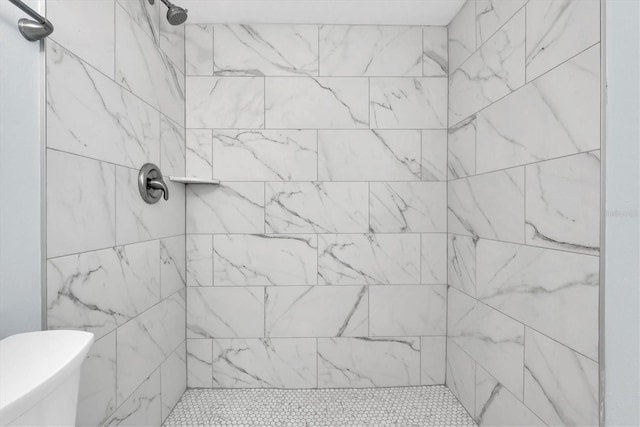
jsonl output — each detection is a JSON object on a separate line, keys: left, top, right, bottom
{"left": 169, "top": 176, "right": 220, "bottom": 185}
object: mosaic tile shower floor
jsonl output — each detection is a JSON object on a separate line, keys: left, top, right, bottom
{"left": 163, "top": 385, "right": 477, "bottom": 426}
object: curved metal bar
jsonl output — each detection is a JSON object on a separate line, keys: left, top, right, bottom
{"left": 7, "top": 0, "right": 54, "bottom": 41}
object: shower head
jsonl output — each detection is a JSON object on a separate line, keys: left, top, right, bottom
{"left": 149, "top": 0, "right": 188, "bottom": 25}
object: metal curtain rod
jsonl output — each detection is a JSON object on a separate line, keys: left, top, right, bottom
{"left": 7, "top": 0, "right": 53, "bottom": 41}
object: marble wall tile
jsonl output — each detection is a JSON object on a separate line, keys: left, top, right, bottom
{"left": 421, "top": 130, "right": 447, "bottom": 181}
{"left": 421, "top": 233, "right": 447, "bottom": 285}
{"left": 448, "top": 288, "right": 525, "bottom": 399}
{"left": 476, "top": 45, "right": 601, "bottom": 173}
{"left": 214, "top": 25, "right": 318, "bottom": 76}
{"left": 526, "top": 151, "right": 601, "bottom": 255}
{"left": 318, "top": 130, "right": 421, "bottom": 181}
{"left": 160, "top": 115, "right": 186, "bottom": 177}
{"left": 186, "top": 129, "right": 213, "bottom": 179}
{"left": 161, "top": 344, "right": 187, "bottom": 421}
{"left": 446, "top": 339, "right": 476, "bottom": 417}
{"left": 115, "top": 166, "right": 185, "bottom": 245}
{"left": 448, "top": 116, "right": 476, "bottom": 179}
{"left": 319, "top": 25, "right": 422, "bottom": 76}
{"left": 526, "top": 0, "right": 600, "bottom": 82}
{"left": 186, "top": 77, "right": 264, "bottom": 128}
{"left": 160, "top": 235, "right": 186, "bottom": 298}
{"left": 476, "top": 0, "right": 527, "bottom": 47}
{"left": 76, "top": 332, "right": 117, "bottom": 427}
{"left": 187, "top": 287, "right": 264, "bottom": 338}
{"left": 449, "top": 10, "right": 525, "bottom": 125}
{"left": 370, "top": 182, "right": 447, "bottom": 232}
{"left": 524, "top": 328, "right": 599, "bottom": 426}
{"left": 265, "top": 286, "right": 368, "bottom": 337}
{"left": 104, "top": 369, "right": 161, "bottom": 427}
{"left": 212, "top": 130, "right": 317, "bottom": 181}
{"left": 318, "top": 337, "right": 420, "bottom": 388}
{"left": 47, "top": 150, "right": 116, "bottom": 258}
{"left": 47, "top": 240, "right": 161, "bottom": 339}
{"left": 477, "top": 239, "right": 599, "bottom": 359}
{"left": 116, "top": 0, "right": 159, "bottom": 43}
{"left": 187, "top": 339, "right": 213, "bottom": 388}
{"left": 475, "top": 365, "right": 545, "bottom": 427}
{"left": 448, "top": 234, "right": 476, "bottom": 297}
{"left": 318, "top": 234, "right": 420, "bottom": 285}
{"left": 369, "top": 285, "right": 447, "bottom": 336}
{"left": 265, "top": 77, "right": 369, "bottom": 128}
{"left": 448, "top": 167, "right": 525, "bottom": 243}
{"left": 214, "top": 234, "right": 318, "bottom": 286}
{"left": 185, "top": 24, "right": 214, "bottom": 76}
{"left": 160, "top": 15, "right": 185, "bottom": 73}
{"left": 211, "top": 338, "right": 317, "bottom": 388}
{"left": 422, "top": 27, "right": 448, "bottom": 77}
{"left": 265, "top": 182, "right": 368, "bottom": 233}
{"left": 449, "top": 0, "right": 476, "bottom": 71}
{"left": 186, "top": 235, "right": 213, "bottom": 287}
{"left": 186, "top": 183, "right": 265, "bottom": 234}
{"left": 421, "top": 336, "right": 446, "bottom": 385}
{"left": 370, "top": 77, "right": 448, "bottom": 129}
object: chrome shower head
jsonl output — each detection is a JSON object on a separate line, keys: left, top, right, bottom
{"left": 148, "top": 0, "right": 188, "bottom": 26}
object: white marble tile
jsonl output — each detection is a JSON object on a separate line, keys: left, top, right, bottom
{"left": 76, "top": 332, "right": 116, "bottom": 427}
{"left": 319, "top": 25, "right": 421, "bottom": 76}
{"left": 370, "top": 182, "right": 447, "bottom": 232}
{"left": 370, "top": 78, "right": 447, "bottom": 129}
{"left": 214, "top": 234, "right": 317, "bottom": 286}
{"left": 212, "top": 130, "right": 317, "bottom": 181}
{"left": 214, "top": 25, "right": 318, "bottom": 76}
{"left": 211, "top": 338, "right": 317, "bottom": 388}
{"left": 266, "top": 77, "right": 369, "bottom": 129}
{"left": 446, "top": 339, "right": 476, "bottom": 417}
{"left": 160, "top": 115, "right": 185, "bottom": 177}
{"left": 187, "top": 287, "right": 264, "bottom": 338}
{"left": 524, "top": 328, "right": 599, "bottom": 426}
{"left": 185, "top": 24, "right": 214, "bottom": 76}
{"left": 423, "top": 27, "right": 448, "bottom": 77}
{"left": 526, "top": 151, "right": 601, "bottom": 255}
{"left": 161, "top": 344, "right": 187, "bottom": 422}
{"left": 449, "top": 0, "right": 476, "bottom": 71}
{"left": 47, "top": 42, "right": 160, "bottom": 169}
{"left": 117, "top": 290, "right": 185, "bottom": 403}
{"left": 449, "top": 10, "right": 525, "bottom": 125}
{"left": 448, "top": 115, "right": 476, "bottom": 179}
{"left": 421, "top": 130, "right": 447, "bottom": 181}
{"left": 186, "top": 235, "right": 213, "bottom": 287}
{"left": 421, "top": 233, "right": 447, "bottom": 285}
{"left": 187, "top": 339, "right": 213, "bottom": 388}
{"left": 186, "top": 77, "right": 264, "bottom": 128}
{"left": 265, "top": 286, "right": 368, "bottom": 337}
{"left": 476, "top": 45, "right": 601, "bottom": 173}
{"left": 160, "top": 235, "right": 186, "bottom": 298}
{"left": 186, "top": 129, "right": 212, "bottom": 179}
{"left": 47, "top": 0, "right": 115, "bottom": 78}
{"left": 115, "top": 166, "right": 185, "bottom": 245}
{"left": 318, "top": 337, "right": 420, "bottom": 388}
{"left": 47, "top": 240, "right": 161, "bottom": 339}
{"left": 47, "top": 150, "right": 115, "bottom": 258}
{"left": 159, "top": 13, "right": 185, "bottom": 73}
{"left": 475, "top": 365, "right": 545, "bottom": 427}
{"left": 421, "top": 336, "right": 446, "bottom": 385}
{"left": 369, "top": 285, "right": 447, "bottom": 336}
{"left": 448, "top": 167, "right": 525, "bottom": 243}
{"left": 477, "top": 239, "right": 599, "bottom": 360}
{"left": 448, "top": 234, "right": 476, "bottom": 297}
{"left": 265, "top": 182, "right": 368, "bottom": 233}
{"left": 116, "top": 0, "right": 159, "bottom": 43}
{"left": 476, "top": 0, "right": 527, "bottom": 47}
{"left": 104, "top": 369, "right": 161, "bottom": 427}
{"left": 526, "top": 0, "right": 600, "bottom": 82}
{"left": 318, "top": 234, "right": 420, "bottom": 285}
{"left": 186, "top": 183, "right": 265, "bottom": 234}
{"left": 318, "top": 130, "right": 421, "bottom": 181}
{"left": 448, "top": 288, "right": 525, "bottom": 399}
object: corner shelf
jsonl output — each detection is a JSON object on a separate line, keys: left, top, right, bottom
{"left": 169, "top": 176, "right": 221, "bottom": 185}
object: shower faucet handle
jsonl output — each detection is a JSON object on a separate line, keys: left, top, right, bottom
{"left": 147, "top": 178, "right": 169, "bottom": 201}
{"left": 138, "top": 163, "right": 169, "bottom": 204}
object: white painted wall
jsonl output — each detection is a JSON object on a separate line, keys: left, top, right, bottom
{"left": 0, "top": 0, "right": 43, "bottom": 339}
{"left": 604, "top": 0, "right": 640, "bottom": 425}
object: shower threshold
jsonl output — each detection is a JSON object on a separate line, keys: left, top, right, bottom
{"left": 163, "top": 385, "right": 476, "bottom": 426}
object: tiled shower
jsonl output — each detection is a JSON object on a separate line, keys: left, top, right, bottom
{"left": 41, "top": 0, "right": 602, "bottom": 425}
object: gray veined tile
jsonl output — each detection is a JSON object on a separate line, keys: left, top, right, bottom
{"left": 317, "top": 234, "right": 420, "bottom": 285}
{"left": 116, "top": 0, "right": 160, "bottom": 43}
{"left": 161, "top": 344, "right": 187, "bottom": 422}
{"left": 104, "top": 369, "right": 161, "bottom": 427}
{"left": 265, "top": 77, "right": 369, "bottom": 129}
{"left": 187, "top": 339, "right": 213, "bottom": 388}
{"left": 370, "top": 77, "right": 448, "bottom": 129}
{"left": 422, "top": 27, "right": 448, "bottom": 77}
{"left": 214, "top": 234, "right": 318, "bottom": 286}
{"left": 526, "top": 0, "right": 600, "bottom": 82}
{"left": 421, "top": 130, "right": 447, "bottom": 181}
{"left": 265, "top": 286, "right": 368, "bottom": 338}
{"left": 448, "top": 0, "right": 476, "bottom": 72}
{"left": 525, "top": 151, "right": 601, "bottom": 255}
{"left": 476, "top": 0, "right": 528, "bottom": 47}
{"left": 160, "top": 115, "right": 186, "bottom": 177}
{"left": 186, "top": 234, "right": 213, "bottom": 287}
{"left": 370, "top": 181, "right": 447, "bottom": 233}
{"left": 186, "top": 129, "right": 212, "bottom": 179}
{"left": 214, "top": 24, "right": 318, "bottom": 76}
{"left": 318, "top": 337, "right": 420, "bottom": 388}
{"left": 448, "top": 116, "right": 476, "bottom": 180}
{"left": 185, "top": 24, "right": 214, "bottom": 76}
{"left": 319, "top": 25, "right": 422, "bottom": 77}
{"left": 421, "top": 233, "right": 447, "bottom": 285}
{"left": 445, "top": 339, "right": 476, "bottom": 417}
{"left": 160, "top": 235, "right": 186, "bottom": 298}
{"left": 448, "top": 234, "right": 476, "bottom": 297}
{"left": 159, "top": 12, "right": 185, "bottom": 73}
{"left": 420, "top": 337, "right": 446, "bottom": 385}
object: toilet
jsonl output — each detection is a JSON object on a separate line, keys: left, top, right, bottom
{"left": 0, "top": 330, "right": 93, "bottom": 426}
